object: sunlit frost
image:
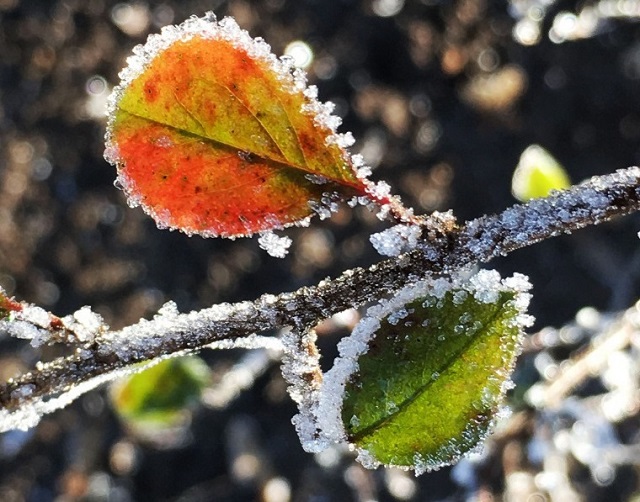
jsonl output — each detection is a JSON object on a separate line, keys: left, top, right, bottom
{"left": 370, "top": 224, "right": 421, "bottom": 257}
{"left": 258, "top": 232, "right": 292, "bottom": 258}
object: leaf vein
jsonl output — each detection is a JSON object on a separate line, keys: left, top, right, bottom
{"left": 349, "top": 301, "right": 509, "bottom": 442}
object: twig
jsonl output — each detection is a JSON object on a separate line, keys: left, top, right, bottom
{"left": 0, "top": 167, "right": 639, "bottom": 428}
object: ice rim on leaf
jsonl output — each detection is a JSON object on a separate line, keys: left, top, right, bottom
{"left": 104, "top": 12, "right": 409, "bottom": 239}
{"left": 295, "top": 270, "right": 533, "bottom": 474}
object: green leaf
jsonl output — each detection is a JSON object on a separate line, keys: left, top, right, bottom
{"left": 511, "top": 144, "right": 571, "bottom": 201}
{"left": 111, "top": 356, "right": 210, "bottom": 429}
{"left": 340, "top": 272, "right": 531, "bottom": 472}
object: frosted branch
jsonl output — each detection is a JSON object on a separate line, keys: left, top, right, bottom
{"left": 1, "top": 167, "right": 639, "bottom": 430}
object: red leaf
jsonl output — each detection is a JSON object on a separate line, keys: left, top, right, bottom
{"left": 105, "top": 14, "right": 374, "bottom": 238}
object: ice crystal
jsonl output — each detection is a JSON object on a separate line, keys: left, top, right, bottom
{"left": 60, "top": 306, "right": 105, "bottom": 344}
{"left": 258, "top": 232, "right": 292, "bottom": 258}
{"left": 0, "top": 300, "right": 106, "bottom": 347}
{"left": 206, "top": 334, "right": 283, "bottom": 351}
{"left": 370, "top": 224, "right": 422, "bottom": 257}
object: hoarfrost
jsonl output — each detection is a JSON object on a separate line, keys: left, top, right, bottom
{"left": 2, "top": 321, "right": 47, "bottom": 348}
{"left": 280, "top": 329, "right": 328, "bottom": 452}
{"left": 0, "top": 294, "right": 285, "bottom": 433}
{"left": 21, "top": 305, "right": 50, "bottom": 328}
{"left": 326, "top": 132, "right": 355, "bottom": 149}
{"left": 308, "top": 201, "right": 332, "bottom": 221}
{"left": 387, "top": 308, "right": 408, "bottom": 325}
{"left": 206, "top": 334, "right": 284, "bottom": 351}
{"left": 368, "top": 180, "right": 391, "bottom": 201}
{"left": 370, "top": 224, "right": 422, "bottom": 257}
{"left": 0, "top": 302, "right": 106, "bottom": 347}
{"left": 60, "top": 306, "right": 106, "bottom": 344}
{"left": 258, "top": 232, "right": 292, "bottom": 258}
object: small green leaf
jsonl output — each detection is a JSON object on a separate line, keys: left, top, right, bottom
{"left": 512, "top": 144, "right": 571, "bottom": 201}
{"left": 111, "top": 356, "right": 210, "bottom": 429}
{"left": 340, "top": 272, "right": 531, "bottom": 472}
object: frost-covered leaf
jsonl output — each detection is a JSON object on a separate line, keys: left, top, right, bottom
{"left": 343, "top": 273, "right": 530, "bottom": 471}
{"left": 105, "top": 13, "right": 378, "bottom": 239}
{"left": 311, "top": 270, "right": 533, "bottom": 474}
{"left": 512, "top": 144, "right": 571, "bottom": 201}
{"left": 110, "top": 356, "right": 210, "bottom": 430}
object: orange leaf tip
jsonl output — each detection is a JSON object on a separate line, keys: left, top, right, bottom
{"left": 104, "top": 12, "right": 399, "bottom": 241}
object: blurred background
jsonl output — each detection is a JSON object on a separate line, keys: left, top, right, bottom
{"left": 1, "top": 0, "right": 640, "bottom": 500}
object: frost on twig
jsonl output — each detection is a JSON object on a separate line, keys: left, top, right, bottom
{"left": 370, "top": 224, "right": 422, "bottom": 257}
{"left": 0, "top": 288, "right": 107, "bottom": 347}
{"left": 281, "top": 328, "right": 325, "bottom": 450}
{"left": 0, "top": 299, "right": 283, "bottom": 432}
{"left": 0, "top": 167, "right": 639, "bottom": 433}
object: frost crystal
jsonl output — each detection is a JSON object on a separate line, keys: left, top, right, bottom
{"left": 308, "top": 194, "right": 340, "bottom": 221}
{"left": 281, "top": 329, "right": 327, "bottom": 452}
{"left": 0, "top": 300, "right": 106, "bottom": 347}
{"left": 206, "top": 334, "right": 284, "bottom": 351}
{"left": 60, "top": 306, "right": 105, "bottom": 344}
{"left": 258, "top": 232, "right": 292, "bottom": 258}
{"left": 370, "top": 224, "right": 422, "bottom": 257}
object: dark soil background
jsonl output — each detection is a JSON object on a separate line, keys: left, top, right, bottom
{"left": 1, "top": 0, "right": 640, "bottom": 501}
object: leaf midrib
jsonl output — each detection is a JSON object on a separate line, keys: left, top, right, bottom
{"left": 348, "top": 301, "right": 508, "bottom": 442}
{"left": 119, "top": 66, "right": 359, "bottom": 190}
{"left": 117, "top": 108, "right": 365, "bottom": 193}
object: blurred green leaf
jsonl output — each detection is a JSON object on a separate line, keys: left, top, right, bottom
{"left": 512, "top": 144, "right": 571, "bottom": 201}
{"left": 111, "top": 356, "right": 210, "bottom": 429}
{"left": 342, "top": 286, "right": 524, "bottom": 471}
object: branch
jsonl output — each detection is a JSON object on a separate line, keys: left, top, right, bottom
{"left": 1, "top": 166, "right": 639, "bottom": 430}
